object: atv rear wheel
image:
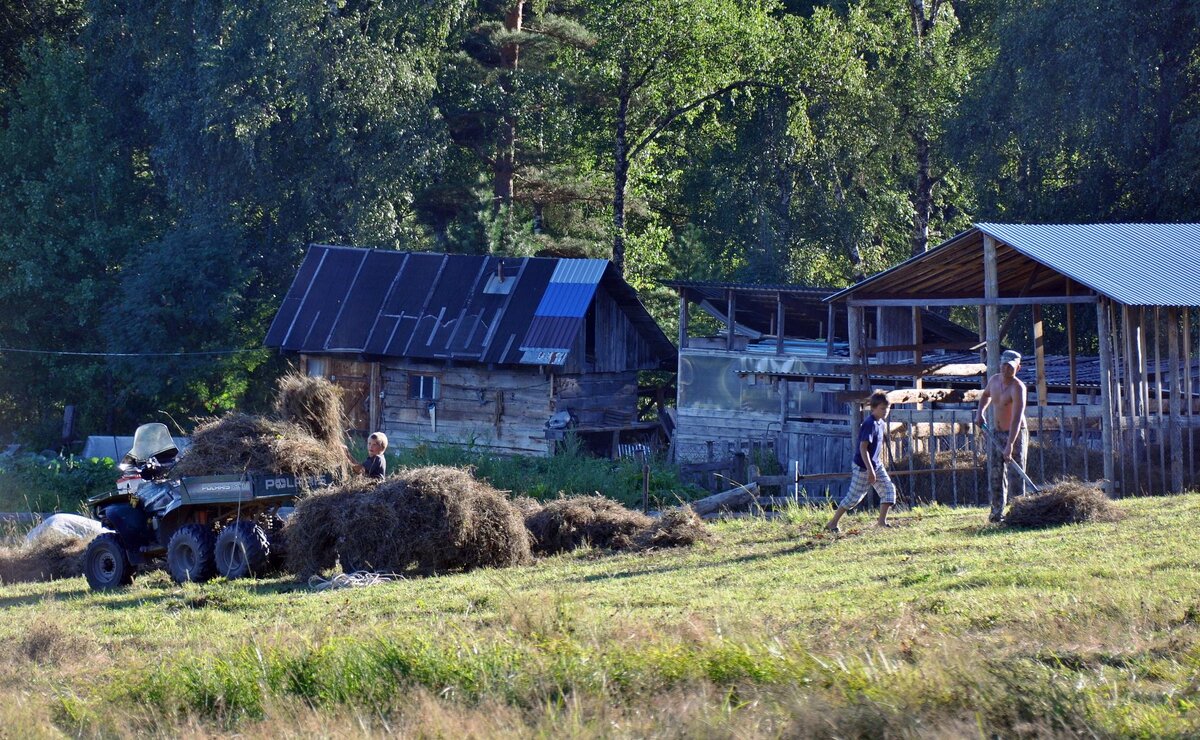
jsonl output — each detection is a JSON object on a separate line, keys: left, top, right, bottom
{"left": 84, "top": 533, "right": 133, "bottom": 590}
{"left": 167, "top": 524, "right": 217, "bottom": 583}
{"left": 215, "top": 521, "right": 270, "bottom": 579}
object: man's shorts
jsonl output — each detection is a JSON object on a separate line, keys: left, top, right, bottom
{"left": 839, "top": 462, "right": 897, "bottom": 509}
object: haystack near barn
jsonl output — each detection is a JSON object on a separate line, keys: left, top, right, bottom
{"left": 265, "top": 247, "right": 675, "bottom": 457}
{"left": 828, "top": 223, "right": 1200, "bottom": 498}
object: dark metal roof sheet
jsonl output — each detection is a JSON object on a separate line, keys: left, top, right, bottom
{"left": 827, "top": 223, "right": 1200, "bottom": 307}
{"left": 265, "top": 246, "right": 675, "bottom": 366}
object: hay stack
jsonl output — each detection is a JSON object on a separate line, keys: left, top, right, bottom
{"left": 172, "top": 413, "right": 346, "bottom": 478}
{"left": 0, "top": 533, "right": 90, "bottom": 584}
{"left": 274, "top": 373, "right": 346, "bottom": 449}
{"left": 525, "top": 495, "right": 653, "bottom": 554}
{"left": 1004, "top": 478, "right": 1125, "bottom": 528}
{"left": 635, "top": 507, "right": 713, "bottom": 549}
{"left": 285, "top": 466, "right": 532, "bottom": 576}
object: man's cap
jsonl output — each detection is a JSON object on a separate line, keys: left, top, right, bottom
{"left": 1000, "top": 349, "right": 1022, "bottom": 369}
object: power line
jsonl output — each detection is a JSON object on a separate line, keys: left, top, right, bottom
{"left": 0, "top": 346, "right": 265, "bottom": 358}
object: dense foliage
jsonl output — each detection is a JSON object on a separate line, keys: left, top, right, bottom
{"left": 1, "top": 0, "right": 1197, "bottom": 444}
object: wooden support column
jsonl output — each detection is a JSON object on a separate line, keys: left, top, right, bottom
{"left": 912, "top": 306, "right": 924, "bottom": 408}
{"left": 776, "top": 292, "right": 785, "bottom": 355}
{"left": 1154, "top": 308, "right": 1167, "bottom": 491}
{"left": 1032, "top": 304, "right": 1047, "bottom": 407}
{"left": 369, "top": 362, "right": 381, "bottom": 432}
{"left": 1185, "top": 309, "right": 1196, "bottom": 488}
{"left": 1096, "top": 298, "right": 1116, "bottom": 496}
{"left": 677, "top": 289, "right": 689, "bottom": 349}
{"left": 826, "top": 303, "right": 836, "bottom": 358}
{"left": 1110, "top": 302, "right": 1127, "bottom": 491}
{"left": 726, "top": 290, "right": 736, "bottom": 350}
{"left": 847, "top": 304, "right": 866, "bottom": 446}
{"left": 1138, "top": 307, "right": 1153, "bottom": 493}
{"left": 983, "top": 236, "right": 1001, "bottom": 495}
{"left": 1168, "top": 307, "right": 1184, "bottom": 492}
{"left": 1066, "top": 283, "right": 1077, "bottom": 404}
{"left": 1120, "top": 305, "right": 1138, "bottom": 492}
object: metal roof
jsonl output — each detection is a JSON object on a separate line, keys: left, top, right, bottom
{"left": 827, "top": 223, "right": 1200, "bottom": 307}
{"left": 265, "top": 246, "right": 675, "bottom": 367}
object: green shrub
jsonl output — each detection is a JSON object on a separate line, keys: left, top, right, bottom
{"left": 0, "top": 453, "right": 115, "bottom": 512}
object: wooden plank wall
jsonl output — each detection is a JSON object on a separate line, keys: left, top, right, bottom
{"left": 381, "top": 361, "right": 553, "bottom": 456}
{"left": 592, "top": 289, "right": 661, "bottom": 372}
{"left": 553, "top": 372, "right": 639, "bottom": 426}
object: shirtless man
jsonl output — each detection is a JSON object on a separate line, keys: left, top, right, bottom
{"left": 974, "top": 350, "right": 1028, "bottom": 523}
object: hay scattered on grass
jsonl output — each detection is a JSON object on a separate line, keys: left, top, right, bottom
{"left": 0, "top": 533, "right": 90, "bottom": 584}
{"left": 526, "top": 495, "right": 653, "bottom": 554}
{"left": 173, "top": 413, "right": 346, "bottom": 479}
{"left": 274, "top": 373, "right": 346, "bottom": 449}
{"left": 1004, "top": 478, "right": 1125, "bottom": 528}
{"left": 635, "top": 507, "right": 714, "bottom": 550}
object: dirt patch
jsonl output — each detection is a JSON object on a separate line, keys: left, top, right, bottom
{"left": 1004, "top": 478, "right": 1125, "bottom": 528}
{"left": 0, "top": 532, "right": 90, "bottom": 585}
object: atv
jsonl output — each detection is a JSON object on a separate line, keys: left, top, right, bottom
{"left": 83, "top": 422, "right": 329, "bottom": 590}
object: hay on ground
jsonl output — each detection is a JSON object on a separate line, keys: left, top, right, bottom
{"left": 510, "top": 496, "right": 544, "bottom": 519}
{"left": 287, "top": 466, "right": 532, "bottom": 576}
{"left": 274, "top": 373, "right": 346, "bottom": 449}
{"left": 635, "top": 507, "right": 713, "bottom": 550}
{"left": 0, "top": 532, "right": 90, "bottom": 584}
{"left": 525, "top": 495, "right": 653, "bottom": 554}
{"left": 172, "top": 413, "right": 346, "bottom": 479}
{"left": 1003, "top": 478, "right": 1125, "bottom": 528}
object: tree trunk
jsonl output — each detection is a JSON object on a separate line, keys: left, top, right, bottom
{"left": 612, "top": 66, "right": 630, "bottom": 273}
{"left": 911, "top": 128, "right": 932, "bottom": 256}
{"left": 492, "top": 1, "right": 524, "bottom": 233}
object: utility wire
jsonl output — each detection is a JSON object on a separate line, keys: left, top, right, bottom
{"left": 0, "top": 347, "right": 264, "bottom": 358}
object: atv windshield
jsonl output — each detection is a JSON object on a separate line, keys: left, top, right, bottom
{"left": 125, "top": 423, "right": 178, "bottom": 463}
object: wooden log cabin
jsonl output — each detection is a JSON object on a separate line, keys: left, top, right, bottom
{"left": 266, "top": 246, "right": 675, "bottom": 456}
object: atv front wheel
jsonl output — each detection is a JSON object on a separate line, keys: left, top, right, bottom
{"left": 214, "top": 521, "right": 270, "bottom": 579}
{"left": 84, "top": 533, "right": 133, "bottom": 590}
{"left": 167, "top": 524, "right": 217, "bottom": 583}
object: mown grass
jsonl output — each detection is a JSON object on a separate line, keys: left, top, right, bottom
{"left": 4, "top": 494, "right": 1200, "bottom": 737}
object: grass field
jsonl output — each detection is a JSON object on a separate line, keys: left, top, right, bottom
{"left": 4, "top": 494, "right": 1200, "bottom": 737}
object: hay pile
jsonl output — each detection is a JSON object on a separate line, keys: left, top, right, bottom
{"left": 172, "top": 413, "right": 346, "bottom": 478}
{"left": 522, "top": 496, "right": 712, "bottom": 554}
{"left": 525, "top": 495, "right": 652, "bottom": 554}
{"left": 273, "top": 373, "right": 346, "bottom": 449}
{"left": 1004, "top": 478, "right": 1125, "bottom": 528}
{"left": 0, "top": 533, "right": 90, "bottom": 584}
{"left": 284, "top": 466, "right": 531, "bottom": 577}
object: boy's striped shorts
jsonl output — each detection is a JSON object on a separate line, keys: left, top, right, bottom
{"left": 839, "top": 463, "right": 897, "bottom": 509}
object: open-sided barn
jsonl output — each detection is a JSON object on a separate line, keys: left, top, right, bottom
{"left": 265, "top": 246, "right": 675, "bottom": 456}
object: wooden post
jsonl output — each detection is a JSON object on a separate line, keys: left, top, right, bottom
{"left": 1121, "top": 306, "right": 1140, "bottom": 493}
{"left": 1110, "top": 302, "right": 1127, "bottom": 493}
{"left": 847, "top": 304, "right": 865, "bottom": 449}
{"left": 1168, "top": 307, "right": 1184, "bottom": 493}
{"left": 826, "top": 303, "right": 835, "bottom": 358}
{"left": 1138, "top": 307, "right": 1153, "bottom": 493}
{"left": 776, "top": 292, "right": 785, "bottom": 355}
{"left": 1066, "top": 283, "right": 1077, "bottom": 404}
{"left": 912, "top": 307, "right": 924, "bottom": 407}
{"left": 1154, "top": 308, "right": 1167, "bottom": 491}
{"left": 1032, "top": 304, "right": 1047, "bottom": 407}
{"left": 369, "top": 362, "right": 381, "bottom": 432}
{"left": 726, "top": 290, "right": 736, "bottom": 350}
{"left": 1185, "top": 309, "right": 1195, "bottom": 488}
{"left": 983, "top": 236, "right": 1001, "bottom": 489}
{"left": 678, "top": 289, "right": 689, "bottom": 350}
{"left": 641, "top": 457, "right": 651, "bottom": 512}
{"left": 61, "top": 405, "right": 77, "bottom": 449}
{"left": 1096, "top": 299, "right": 1116, "bottom": 496}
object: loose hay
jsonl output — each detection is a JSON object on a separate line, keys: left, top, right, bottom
{"left": 526, "top": 495, "right": 653, "bottom": 554}
{"left": 0, "top": 532, "right": 90, "bottom": 584}
{"left": 274, "top": 373, "right": 346, "bottom": 449}
{"left": 173, "top": 413, "right": 346, "bottom": 478}
{"left": 1004, "top": 478, "right": 1125, "bottom": 528}
{"left": 635, "top": 507, "right": 713, "bottom": 549}
{"left": 287, "top": 466, "right": 532, "bottom": 576}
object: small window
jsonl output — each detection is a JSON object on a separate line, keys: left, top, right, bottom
{"left": 408, "top": 374, "right": 439, "bottom": 400}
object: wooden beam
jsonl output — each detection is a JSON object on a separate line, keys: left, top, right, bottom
{"left": 1185, "top": 309, "right": 1196, "bottom": 488}
{"left": 862, "top": 340, "right": 984, "bottom": 355}
{"left": 912, "top": 306, "right": 924, "bottom": 406}
{"left": 1168, "top": 307, "right": 1184, "bottom": 493}
{"left": 776, "top": 291, "right": 785, "bottom": 356}
{"left": 1138, "top": 307, "right": 1153, "bottom": 495}
{"left": 1066, "top": 282, "right": 1077, "bottom": 404}
{"left": 1032, "top": 304, "right": 1047, "bottom": 406}
{"left": 826, "top": 302, "right": 835, "bottom": 358}
{"left": 678, "top": 289, "right": 689, "bottom": 349}
{"left": 834, "top": 387, "right": 984, "bottom": 405}
{"left": 846, "top": 295, "right": 1098, "bottom": 307}
{"left": 1096, "top": 299, "right": 1116, "bottom": 496}
{"left": 855, "top": 361, "right": 988, "bottom": 377}
{"left": 1154, "top": 308, "right": 1167, "bottom": 491}
{"left": 983, "top": 234, "right": 1001, "bottom": 384}
{"left": 847, "top": 304, "right": 866, "bottom": 450}
{"left": 725, "top": 290, "right": 736, "bottom": 350}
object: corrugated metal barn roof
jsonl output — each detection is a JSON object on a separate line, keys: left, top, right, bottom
{"left": 827, "top": 223, "right": 1200, "bottom": 307}
{"left": 265, "top": 246, "right": 675, "bottom": 367}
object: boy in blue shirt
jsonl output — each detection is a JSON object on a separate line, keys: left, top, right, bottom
{"left": 826, "top": 390, "right": 896, "bottom": 532}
